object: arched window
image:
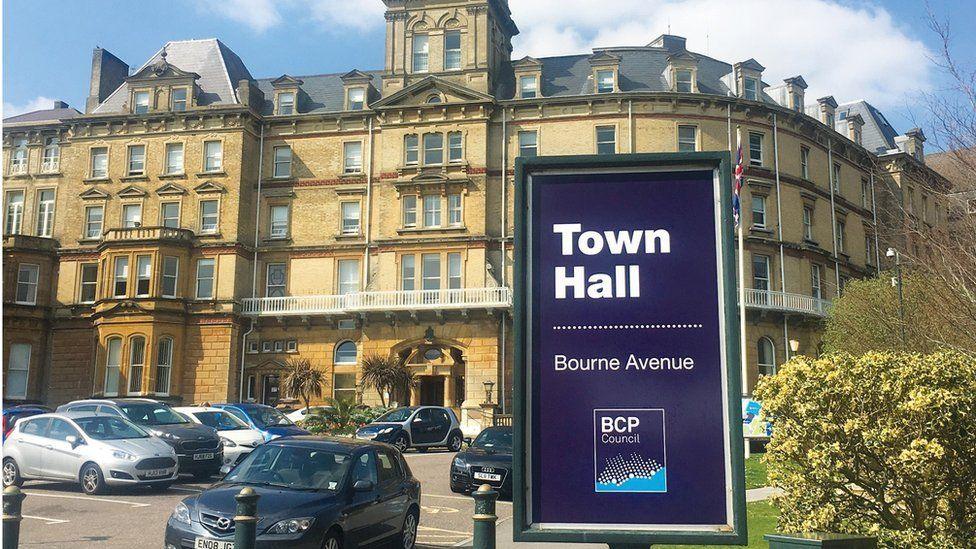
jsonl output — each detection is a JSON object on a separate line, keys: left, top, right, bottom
{"left": 105, "top": 337, "right": 122, "bottom": 396}
{"left": 155, "top": 337, "right": 174, "bottom": 396}
{"left": 128, "top": 336, "right": 146, "bottom": 394}
{"left": 335, "top": 341, "right": 357, "bottom": 365}
{"left": 426, "top": 94, "right": 442, "bottom": 104}
{"left": 757, "top": 337, "right": 776, "bottom": 377}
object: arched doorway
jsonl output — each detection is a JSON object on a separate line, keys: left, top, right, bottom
{"left": 393, "top": 340, "right": 466, "bottom": 412}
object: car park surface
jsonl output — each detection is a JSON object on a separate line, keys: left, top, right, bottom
{"left": 15, "top": 447, "right": 512, "bottom": 548}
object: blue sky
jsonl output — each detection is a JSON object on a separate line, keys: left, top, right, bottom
{"left": 4, "top": 0, "right": 973, "bottom": 139}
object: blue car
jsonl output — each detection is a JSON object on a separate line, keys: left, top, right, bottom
{"left": 2, "top": 405, "right": 51, "bottom": 441}
{"left": 211, "top": 403, "right": 308, "bottom": 442}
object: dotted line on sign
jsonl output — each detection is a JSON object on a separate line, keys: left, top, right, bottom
{"left": 552, "top": 323, "right": 704, "bottom": 330}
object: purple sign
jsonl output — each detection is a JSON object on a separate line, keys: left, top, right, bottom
{"left": 521, "top": 163, "right": 741, "bottom": 537}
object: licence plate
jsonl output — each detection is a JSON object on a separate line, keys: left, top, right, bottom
{"left": 144, "top": 468, "right": 169, "bottom": 478}
{"left": 195, "top": 537, "right": 233, "bottom": 549}
{"left": 193, "top": 452, "right": 215, "bottom": 461}
{"left": 473, "top": 472, "right": 502, "bottom": 482}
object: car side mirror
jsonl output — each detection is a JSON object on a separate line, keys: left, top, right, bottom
{"left": 353, "top": 479, "right": 374, "bottom": 492}
{"left": 66, "top": 435, "right": 83, "bottom": 448}
{"left": 219, "top": 465, "right": 233, "bottom": 477}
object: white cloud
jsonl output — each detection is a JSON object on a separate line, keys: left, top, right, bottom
{"left": 3, "top": 96, "right": 59, "bottom": 118}
{"left": 509, "top": 0, "right": 934, "bottom": 108}
{"left": 304, "top": 0, "right": 386, "bottom": 31}
{"left": 204, "top": 0, "right": 282, "bottom": 33}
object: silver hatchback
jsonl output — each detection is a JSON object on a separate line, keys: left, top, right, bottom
{"left": 2, "top": 412, "right": 178, "bottom": 494}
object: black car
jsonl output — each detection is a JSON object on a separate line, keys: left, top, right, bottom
{"left": 165, "top": 437, "right": 421, "bottom": 549}
{"left": 450, "top": 426, "right": 513, "bottom": 498}
{"left": 355, "top": 406, "right": 464, "bottom": 453}
{"left": 57, "top": 398, "right": 223, "bottom": 479}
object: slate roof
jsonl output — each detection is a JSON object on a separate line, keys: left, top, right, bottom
{"left": 835, "top": 100, "right": 900, "bottom": 155}
{"left": 3, "top": 107, "right": 81, "bottom": 125}
{"left": 92, "top": 38, "right": 253, "bottom": 114}
{"left": 252, "top": 70, "right": 385, "bottom": 115}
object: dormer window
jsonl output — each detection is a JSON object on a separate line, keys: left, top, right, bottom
{"left": 444, "top": 31, "right": 462, "bottom": 71}
{"left": 134, "top": 91, "right": 150, "bottom": 114}
{"left": 596, "top": 70, "right": 615, "bottom": 94}
{"left": 791, "top": 92, "right": 803, "bottom": 111}
{"left": 413, "top": 35, "right": 429, "bottom": 73}
{"left": 520, "top": 75, "right": 538, "bottom": 99}
{"left": 171, "top": 88, "right": 187, "bottom": 111}
{"left": 347, "top": 87, "right": 365, "bottom": 111}
{"left": 675, "top": 70, "right": 693, "bottom": 93}
{"left": 744, "top": 78, "right": 758, "bottom": 101}
{"left": 277, "top": 91, "right": 295, "bottom": 115}
{"left": 825, "top": 113, "right": 835, "bottom": 128}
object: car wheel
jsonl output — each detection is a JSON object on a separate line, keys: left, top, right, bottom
{"left": 399, "top": 509, "right": 419, "bottom": 549}
{"left": 447, "top": 432, "right": 463, "bottom": 452}
{"left": 80, "top": 463, "right": 106, "bottom": 495}
{"left": 321, "top": 529, "right": 343, "bottom": 549}
{"left": 2, "top": 458, "right": 23, "bottom": 488}
{"left": 392, "top": 434, "right": 409, "bottom": 453}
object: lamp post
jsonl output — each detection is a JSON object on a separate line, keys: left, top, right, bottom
{"left": 789, "top": 339, "right": 800, "bottom": 355}
{"left": 482, "top": 380, "right": 495, "bottom": 405}
{"left": 886, "top": 247, "right": 907, "bottom": 347}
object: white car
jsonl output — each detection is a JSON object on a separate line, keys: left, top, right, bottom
{"left": 285, "top": 406, "right": 334, "bottom": 424}
{"left": 175, "top": 407, "right": 264, "bottom": 466}
{"left": 2, "top": 412, "right": 178, "bottom": 494}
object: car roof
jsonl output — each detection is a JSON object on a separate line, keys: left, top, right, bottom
{"left": 216, "top": 403, "right": 273, "bottom": 411}
{"left": 268, "top": 435, "right": 395, "bottom": 452}
{"left": 3, "top": 405, "right": 49, "bottom": 413}
{"left": 174, "top": 406, "right": 225, "bottom": 414}
{"left": 65, "top": 398, "right": 159, "bottom": 406}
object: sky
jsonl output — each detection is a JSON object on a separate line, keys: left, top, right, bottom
{"left": 3, "top": 0, "right": 974, "bottom": 138}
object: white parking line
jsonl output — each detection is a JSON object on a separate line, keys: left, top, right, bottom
{"left": 23, "top": 491, "right": 151, "bottom": 508}
{"left": 22, "top": 514, "right": 70, "bottom": 525}
{"left": 168, "top": 486, "right": 203, "bottom": 493}
{"left": 418, "top": 525, "right": 473, "bottom": 535}
{"left": 423, "top": 493, "right": 512, "bottom": 505}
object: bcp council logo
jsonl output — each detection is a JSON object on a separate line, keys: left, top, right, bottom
{"left": 593, "top": 409, "right": 667, "bottom": 493}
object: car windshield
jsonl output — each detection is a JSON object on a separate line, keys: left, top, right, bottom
{"left": 194, "top": 411, "right": 249, "bottom": 431}
{"left": 74, "top": 416, "right": 150, "bottom": 440}
{"left": 375, "top": 408, "right": 414, "bottom": 423}
{"left": 249, "top": 407, "right": 295, "bottom": 428}
{"left": 225, "top": 444, "right": 350, "bottom": 491}
{"left": 118, "top": 403, "right": 189, "bottom": 426}
{"left": 472, "top": 428, "right": 513, "bottom": 452}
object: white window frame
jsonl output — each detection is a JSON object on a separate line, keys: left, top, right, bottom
{"left": 15, "top": 264, "right": 39, "bottom": 305}
{"left": 269, "top": 204, "right": 290, "bottom": 239}
{"left": 751, "top": 194, "right": 766, "bottom": 228}
{"left": 160, "top": 202, "right": 181, "bottom": 228}
{"left": 341, "top": 201, "right": 361, "bottom": 235}
{"left": 80, "top": 263, "right": 99, "bottom": 304}
{"left": 444, "top": 31, "right": 462, "bottom": 70}
{"left": 802, "top": 206, "right": 813, "bottom": 240}
{"left": 596, "top": 126, "right": 616, "bottom": 155}
{"left": 162, "top": 256, "right": 179, "bottom": 298}
{"left": 135, "top": 255, "right": 152, "bottom": 297}
{"left": 402, "top": 195, "right": 418, "bottom": 228}
{"left": 35, "top": 189, "right": 55, "bottom": 237}
{"left": 423, "top": 194, "right": 441, "bottom": 227}
{"left": 128, "top": 336, "right": 146, "bottom": 394}
{"left": 195, "top": 258, "right": 216, "bottom": 299}
{"left": 401, "top": 254, "right": 416, "bottom": 291}
{"left": 832, "top": 163, "right": 842, "bottom": 194}
{"left": 337, "top": 259, "right": 360, "bottom": 295}
{"left": 122, "top": 203, "right": 142, "bottom": 228}
{"left": 423, "top": 133, "right": 443, "bottom": 165}
{"left": 421, "top": 253, "right": 441, "bottom": 290}
{"left": 347, "top": 87, "right": 366, "bottom": 111}
{"left": 199, "top": 199, "right": 219, "bottom": 234}
{"left": 752, "top": 254, "right": 770, "bottom": 291}
{"left": 155, "top": 337, "right": 174, "bottom": 396}
{"left": 127, "top": 144, "right": 146, "bottom": 176}
{"left": 835, "top": 220, "right": 846, "bottom": 253}
{"left": 448, "top": 131, "right": 463, "bottom": 163}
{"left": 85, "top": 205, "right": 104, "bottom": 238}
{"left": 748, "top": 132, "right": 763, "bottom": 167}
{"left": 5, "top": 343, "right": 31, "bottom": 399}
{"left": 518, "top": 130, "right": 538, "bottom": 158}
{"left": 266, "top": 263, "right": 287, "bottom": 297}
{"left": 448, "top": 252, "right": 462, "bottom": 290}
{"left": 203, "top": 141, "right": 223, "bottom": 173}
{"left": 273, "top": 145, "right": 292, "bottom": 178}
{"left": 277, "top": 91, "right": 296, "bottom": 115}
{"left": 133, "top": 91, "right": 150, "bottom": 114}
{"left": 800, "top": 146, "right": 810, "bottom": 179}
{"left": 596, "top": 70, "right": 614, "bottom": 93}
{"left": 90, "top": 147, "right": 109, "bottom": 179}
{"left": 104, "top": 337, "right": 122, "bottom": 397}
{"left": 42, "top": 136, "right": 60, "bottom": 173}
{"left": 757, "top": 337, "right": 776, "bottom": 376}
{"left": 165, "top": 142, "right": 184, "bottom": 175}
{"left": 170, "top": 88, "right": 188, "bottom": 112}
{"left": 113, "top": 256, "right": 129, "bottom": 297}
{"left": 412, "top": 35, "right": 429, "bottom": 73}
{"left": 5, "top": 190, "right": 25, "bottom": 235}
{"left": 675, "top": 69, "right": 693, "bottom": 93}
{"left": 448, "top": 194, "right": 462, "bottom": 226}
{"left": 9, "top": 139, "right": 28, "bottom": 175}
{"left": 343, "top": 141, "right": 363, "bottom": 174}
{"left": 519, "top": 75, "right": 538, "bottom": 99}
{"left": 811, "top": 264, "right": 822, "bottom": 300}
{"left": 743, "top": 77, "right": 758, "bottom": 101}
{"left": 677, "top": 125, "right": 697, "bottom": 152}
{"left": 404, "top": 135, "right": 419, "bottom": 165}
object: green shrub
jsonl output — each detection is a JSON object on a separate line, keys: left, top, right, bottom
{"left": 755, "top": 351, "right": 976, "bottom": 548}
{"left": 299, "top": 400, "right": 390, "bottom": 436}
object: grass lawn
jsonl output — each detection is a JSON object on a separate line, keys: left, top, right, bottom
{"left": 744, "top": 454, "right": 769, "bottom": 490}
{"left": 655, "top": 500, "right": 780, "bottom": 549}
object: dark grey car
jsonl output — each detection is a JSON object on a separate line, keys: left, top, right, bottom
{"left": 57, "top": 398, "right": 223, "bottom": 479}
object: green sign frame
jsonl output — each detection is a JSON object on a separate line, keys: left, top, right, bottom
{"left": 512, "top": 152, "right": 747, "bottom": 545}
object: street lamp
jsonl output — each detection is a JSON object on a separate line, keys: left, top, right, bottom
{"left": 886, "top": 247, "right": 907, "bottom": 346}
{"left": 789, "top": 339, "right": 800, "bottom": 354}
{"left": 482, "top": 380, "right": 495, "bottom": 404}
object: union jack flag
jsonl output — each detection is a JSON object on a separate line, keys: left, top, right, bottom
{"left": 732, "top": 138, "right": 744, "bottom": 227}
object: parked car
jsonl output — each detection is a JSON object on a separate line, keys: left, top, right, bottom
{"left": 286, "top": 406, "right": 334, "bottom": 424}
{"left": 57, "top": 399, "right": 222, "bottom": 479}
{"left": 176, "top": 406, "right": 264, "bottom": 467}
{"left": 211, "top": 403, "right": 309, "bottom": 442}
{"left": 2, "top": 412, "right": 178, "bottom": 494}
{"left": 2, "top": 404, "right": 51, "bottom": 441}
{"left": 355, "top": 406, "right": 464, "bottom": 453}
{"left": 450, "top": 426, "right": 513, "bottom": 498}
{"left": 165, "top": 436, "right": 421, "bottom": 549}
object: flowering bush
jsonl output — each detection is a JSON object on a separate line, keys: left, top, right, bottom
{"left": 755, "top": 351, "right": 976, "bottom": 548}
{"left": 300, "top": 400, "right": 390, "bottom": 436}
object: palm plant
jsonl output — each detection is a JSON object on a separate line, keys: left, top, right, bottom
{"left": 359, "top": 354, "right": 416, "bottom": 407}
{"left": 280, "top": 358, "right": 325, "bottom": 414}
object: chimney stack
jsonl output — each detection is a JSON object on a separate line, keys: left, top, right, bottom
{"left": 85, "top": 47, "right": 129, "bottom": 113}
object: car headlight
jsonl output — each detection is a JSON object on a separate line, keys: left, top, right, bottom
{"left": 266, "top": 517, "right": 314, "bottom": 535}
{"left": 112, "top": 450, "right": 138, "bottom": 462}
{"left": 453, "top": 457, "right": 468, "bottom": 470}
{"left": 153, "top": 430, "right": 176, "bottom": 440}
{"left": 172, "top": 502, "right": 191, "bottom": 525}
{"left": 220, "top": 437, "right": 237, "bottom": 448}
{"left": 378, "top": 427, "right": 395, "bottom": 435}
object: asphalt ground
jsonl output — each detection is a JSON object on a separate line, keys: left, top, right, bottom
{"left": 14, "top": 449, "right": 509, "bottom": 548}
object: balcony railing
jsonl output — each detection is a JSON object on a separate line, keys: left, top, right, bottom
{"left": 8, "top": 162, "right": 27, "bottom": 175}
{"left": 102, "top": 226, "right": 195, "bottom": 243}
{"left": 41, "top": 159, "right": 60, "bottom": 173}
{"left": 242, "top": 287, "right": 512, "bottom": 316}
{"left": 744, "top": 288, "right": 832, "bottom": 317}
